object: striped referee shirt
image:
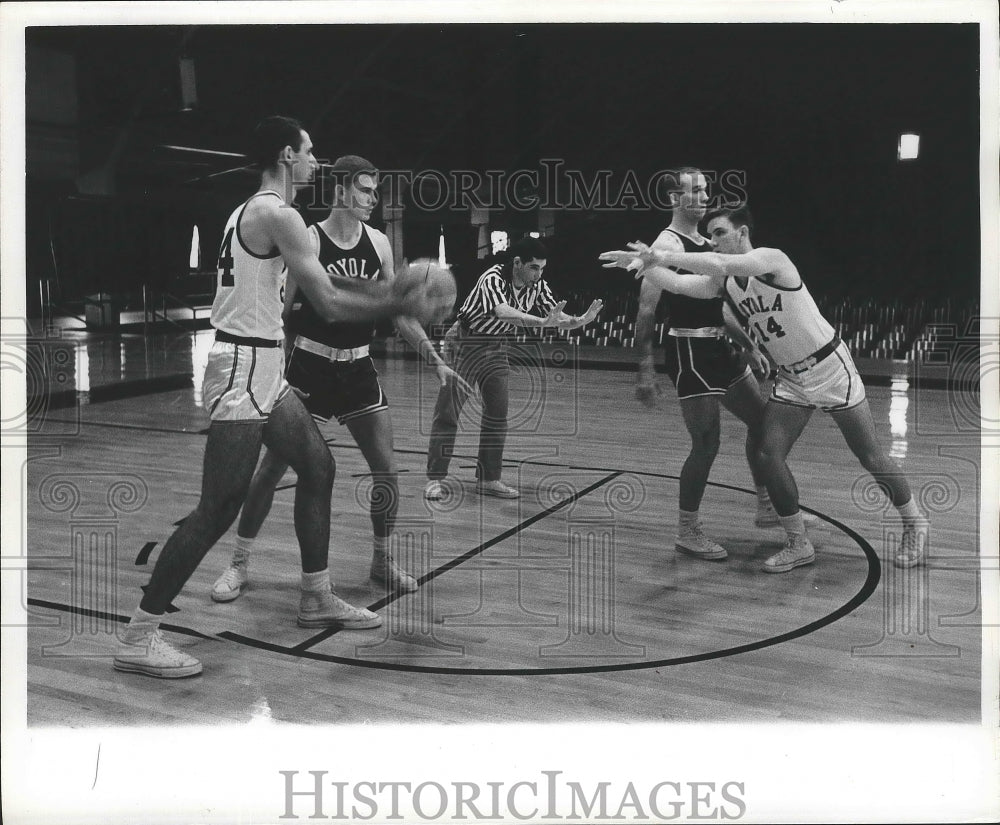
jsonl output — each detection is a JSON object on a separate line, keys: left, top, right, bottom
{"left": 458, "top": 263, "right": 559, "bottom": 337}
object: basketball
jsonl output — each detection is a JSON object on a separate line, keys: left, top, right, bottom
{"left": 406, "top": 258, "right": 457, "bottom": 328}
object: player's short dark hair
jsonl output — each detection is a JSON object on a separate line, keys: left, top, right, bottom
{"left": 327, "top": 154, "right": 379, "bottom": 193}
{"left": 251, "top": 116, "right": 305, "bottom": 170}
{"left": 509, "top": 236, "right": 548, "bottom": 263}
{"left": 655, "top": 166, "right": 704, "bottom": 207}
{"left": 706, "top": 204, "right": 755, "bottom": 238}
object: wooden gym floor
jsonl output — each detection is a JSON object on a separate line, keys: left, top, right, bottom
{"left": 19, "top": 327, "right": 985, "bottom": 725}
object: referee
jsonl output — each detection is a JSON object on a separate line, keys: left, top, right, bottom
{"left": 425, "top": 237, "right": 603, "bottom": 499}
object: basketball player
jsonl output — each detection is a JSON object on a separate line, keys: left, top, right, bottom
{"left": 425, "top": 237, "right": 603, "bottom": 499}
{"left": 627, "top": 168, "right": 776, "bottom": 562}
{"left": 211, "top": 155, "right": 468, "bottom": 601}
{"left": 601, "top": 204, "right": 930, "bottom": 571}
{"left": 114, "top": 117, "right": 434, "bottom": 678}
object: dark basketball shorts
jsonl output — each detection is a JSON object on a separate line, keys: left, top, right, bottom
{"left": 663, "top": 335, "right": 751, "bottom": 399}
{"left": 284, "top": 348, "right": 388, "bottom": 424}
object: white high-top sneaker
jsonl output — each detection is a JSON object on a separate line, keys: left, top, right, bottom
{"left": 297, "top": 588, "right": 383, "bottom": 629}
{"left": 762, "top": 535, "right": 816, "bottom": 573}
{"left": 114, "top": 624, "right": 202, "bottom": 678}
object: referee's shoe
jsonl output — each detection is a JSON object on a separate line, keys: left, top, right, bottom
{"left": 476, "top": 480, "right": 520, "bottom": 499}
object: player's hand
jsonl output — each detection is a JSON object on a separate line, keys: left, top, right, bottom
{"left": 745, "top": 348, "right": 770, "bottom": 379}
{"left": 437, "top": 363, "right": 475, "bottom": 394}
{"left": 600, "top": 243, "right": 654, "bottom": 275}
{"left": 635, "top": 366, "right": 662, "bottom": 409}
{"left": 290, "top": 385, "right": 311, "bottom": 401}
{"left": 599, "top": 250, "right": 642, "bottom": 271}
{"left": 440, "top": 336, "right": 456, "bottom": 365}
{"left": 542, "top": 301, "right": 568, "bottom": 328}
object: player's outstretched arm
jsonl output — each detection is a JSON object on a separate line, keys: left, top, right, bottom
{"left": 599, "top": 244, "right": 654, "bottom": 274}
{"left": 269, "top": 207, "right": 407, "bottom": 322}
{"left": 642, "top": 266, "right": 723, "bottom": 298}
{"left": 602, "top": 244, "right": 795, "bottom": 295}
{"left": 649, "top": 244, "right": 791, "bottom": 283}
{"left": 600, "top": 253, "right": 721, "bottom": 299}
{"left": 600, "top": 231, "right": 684, "bottom": 274}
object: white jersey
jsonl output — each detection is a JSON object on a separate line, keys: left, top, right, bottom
{"left": 210, "top": 190, "right": 286, "bottom": 341}
{"left": 724, "top": 273, "right": 836, "bottom": 369}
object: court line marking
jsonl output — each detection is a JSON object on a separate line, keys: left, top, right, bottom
{"left": 288, "top": 471, "right": 622, "bottom": 652}
{"left": 25, "top": 479, "right": 879, "bottom": 676}
{"left": 27, "top": 597, "right": 215, "bottom": 642}
{"left": 29, "top": 415, "right": 876, "bottom": 674}
{"left": 26, "top": 512, "right": 878, "bottom": 676}
{"left": 218, "top": 512, "right": 880, "bottom": 674}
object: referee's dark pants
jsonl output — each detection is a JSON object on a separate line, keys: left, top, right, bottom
{"left": 427, "top": 339, "right": 510, "bottom": 482}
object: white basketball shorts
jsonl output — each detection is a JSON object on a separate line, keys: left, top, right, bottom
{"left": 202, "top": 339, "right": 290, "bottom": 422}
{"left": 771, "top": 341, "right": 866, "bottom": 412}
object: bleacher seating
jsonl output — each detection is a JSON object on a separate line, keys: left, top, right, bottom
{"left": 511, "top": 289, "right": 979, "bottom": 365}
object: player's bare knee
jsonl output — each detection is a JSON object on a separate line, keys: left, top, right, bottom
{"left": 300, "top": 451, "right": 335, "bottom": 491}
{"left": 689, "top": 422, "right": 721, "bottom": 455}
{"left": 193, "top": 495, "right": 244, "bottom": 532}
{"left": 857, "top": 448, "right": 893, "bottom": 475}
{"left": 757, "top": 441, "right": 785, "bottom": 470}
{"left": 260, "top": 451, "right": 290, "bottom": 482}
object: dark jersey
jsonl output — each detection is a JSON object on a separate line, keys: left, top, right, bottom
{"left": 291, "top": 223, "right": 383, "bottom": 349}
{"left": 656, "top": 228, "right": 724, "bottom": 331}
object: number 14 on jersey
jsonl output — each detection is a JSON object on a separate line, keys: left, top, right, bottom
{"left": 753, "top": 315, "right": 786, "bottom": 342}
{"left": 217, "top": 227, "right": 235, "bottom": 287}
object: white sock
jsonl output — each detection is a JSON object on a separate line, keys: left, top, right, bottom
{"left": 133, "top": 605, "right": 162, "bottom": 622}
{"left": 301, "top": 569, "right": 330, "bottom": 593}
{"left": 123, "top": 606, "right": 161, "bottom": 642}
{"left": 373, "top": 536, "right": 389, "bottom": 557}
{"left": 779, "top": 512, "right": 806, "bottom": 541}
{"left": 233, "top": 535, "right": 255, "bottom": 567}
{"left": 679, "top": 509, "right": 699, "bottom": 531}
{"left": 897, "top": 497, "right": 923, "bottom": 525}
{"left": 756, "top": 486, "right": 772, "bottom": 508}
